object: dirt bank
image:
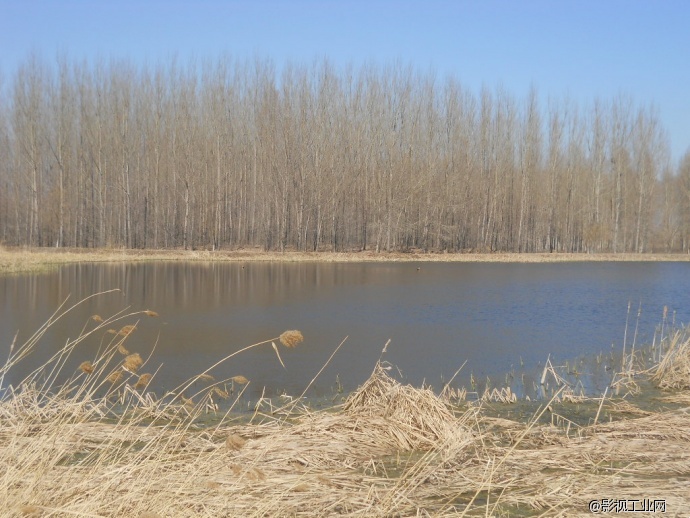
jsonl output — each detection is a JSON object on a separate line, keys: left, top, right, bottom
{"left": 3, "top": 246, "right": 690, "bottom": 275}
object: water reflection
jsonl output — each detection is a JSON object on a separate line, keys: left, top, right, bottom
{"left": 1, "top": 262, "right": 689, "bottom": 399}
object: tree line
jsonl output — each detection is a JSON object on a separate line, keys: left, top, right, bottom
{"left": 1, "top": 55, "right": 689, "bottom": 253}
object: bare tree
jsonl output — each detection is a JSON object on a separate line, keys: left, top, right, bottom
{"left": 0, "top": 54, "right": 680, "bottom": 254}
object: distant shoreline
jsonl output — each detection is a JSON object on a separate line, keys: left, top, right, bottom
{"left": 2, "top": 247, "right": 690, "bottom": 275}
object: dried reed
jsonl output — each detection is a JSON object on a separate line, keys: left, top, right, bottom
{"left": 19, "top": 505, "right": 42, "bottom": 517}
{"left": 279, "top": 330, "right": 304, "bottom": 348}
{"left": 118, "top": 324, "right": 137, "bottom": 337}
{"left": 481, "top": 386, "right": 517, "bottom": 403}
{"left": 650, "top": 331, "right": 690, "bottom": 389}
{"left": 134, "top": 373, "right": 153, "bottom": 390}
{"left": 107, "top": 370, "right": 124, "bottom": 384}
{"left": 213, "top": 387, "right": 229, "bottom": 399}
{"left": 225, "top": 434, "right": 246, "bottom": 450}
{"left": 78, "top": 361, "right": 95, "bottom": 374}
{"left": 123, "top": 353, "right": 143, "bottom": 372}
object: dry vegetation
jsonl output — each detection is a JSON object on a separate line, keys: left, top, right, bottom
{"left": 1, "top": 298, "right": 689, "bottom": 516}
{"left": 2, "top": 246, "right": 690, "bottom": 276}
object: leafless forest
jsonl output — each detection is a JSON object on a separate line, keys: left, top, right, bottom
{"left": 1, "top": 56, "right": 689, "bottom": 253}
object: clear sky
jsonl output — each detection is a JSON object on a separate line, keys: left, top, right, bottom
{"left": 1, "top": 0, "right": 688, "bottom": 164}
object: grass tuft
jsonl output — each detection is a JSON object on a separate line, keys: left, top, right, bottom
{"left": 651, "top": 331, "right": 690, "bottom": 389}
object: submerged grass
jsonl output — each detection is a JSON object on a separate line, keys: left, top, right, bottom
{"left": 1, "top": 295, "right": 689, "bottom": 516}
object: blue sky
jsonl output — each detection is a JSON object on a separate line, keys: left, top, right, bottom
{"left": 1, "top": 0, "right": 688, "bottom": 163}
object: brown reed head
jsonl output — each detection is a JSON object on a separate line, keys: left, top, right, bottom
{"left": 117, "top": 343, "right": 130, "bottom": 355}
{"left": 196, "top": 373, "right": 215, "bottom": 383}
{"left": 78, "top": 361, "right": 94, "bottom": 374}
{"left": 107, "top": 370, "right": 124, "bottom": 384}
{"left": 91, "top": 314, "right": 103, "bottom": 323}
{"left": 279, "top": 330, "right": 304, "bottom": 348}
{"left": 144, "top": 309, "right": 159, "bottom": 317}
{"left": 231, "top": 375, "right": 249, "bottom": 385}
{"left": 123, "top": 353, "right": 143, "bottom": 372}
{"left": 212, "top": 387, "right": 229, "bottom": 399}
{"left": 106, "top": 329, "right": 117, "bottom": 335}
{"left": 118, "top": 324, "right": 137, "bottom": 337}
{"left": 134, "top": 373, "right": 153, "bottom": 390}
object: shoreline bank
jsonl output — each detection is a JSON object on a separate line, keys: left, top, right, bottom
{"left": 3, "top": 246, "right": 690, "bottom": 275}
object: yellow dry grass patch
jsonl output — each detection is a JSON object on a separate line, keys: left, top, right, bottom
{"left": 2, "top": 295, "right": 690, "bottom": 515}
{"left": 3, "top": 353, "right": 690, "bottom": 516}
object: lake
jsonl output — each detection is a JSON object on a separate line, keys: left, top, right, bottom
{"left": 1, "top": 261, "right": 689, "bottom": 401}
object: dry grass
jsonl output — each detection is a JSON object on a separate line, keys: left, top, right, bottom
{"left": 2, "top": 246, "right": 690, "bottom": 275}
{"left": 650, "top": 331, "right": 690, "bottom": 390}
{"left": 1, "top": 297, "right": 689, "bottom": 516}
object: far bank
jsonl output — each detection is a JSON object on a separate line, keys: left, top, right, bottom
{"left": 2, "top": 246, "right": 690, "bottom": 275}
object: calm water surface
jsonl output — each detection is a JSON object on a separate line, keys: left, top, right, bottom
{"left": 2, "top": 262, "right": 689, "bottom": 399}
